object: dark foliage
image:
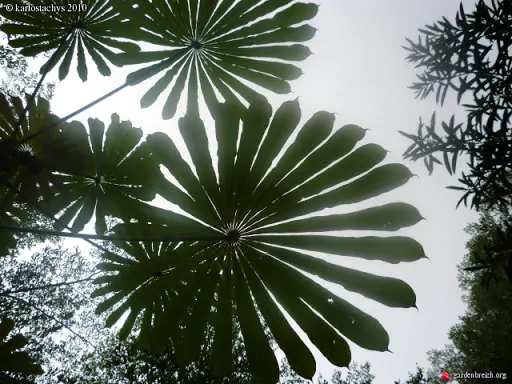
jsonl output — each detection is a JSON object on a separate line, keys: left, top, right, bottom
{"left": 422, "top": 213, "right": 512, "bottom": 384}
{"left": 394, "top": 366, "right": 432, "bottom": 384}
{"left": 0, "top": 241, "right": 98, "bottom": 383}
{"left": 401, "top": 0, "right": 512, "bottom": 213}
{"left": 0, "top": 36, "right": 55, "bottom": 99}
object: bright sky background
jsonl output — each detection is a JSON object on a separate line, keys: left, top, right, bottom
{"left": 20, "top": 0, "right": 480, "bottom": 383}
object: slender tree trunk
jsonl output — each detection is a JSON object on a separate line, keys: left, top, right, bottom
{"left": 0, "top": 273, "right": 99, "bottom": 296}
{"left": 0, "top": 224, "right": 225, "bottom": 242}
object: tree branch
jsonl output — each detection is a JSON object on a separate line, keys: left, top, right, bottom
{"left": 1, "top": 179, "right": 118, "bottom": 257}
{"left": 0, "top": 272, "right": 100, "bottom": 296}
{"left": 0, "top": 225, "right": 225, "bottom": 242}
{"left": 3, "top": 294, "right": 97, "bottom": 351}
{"left": 17, "top": 47, "right": 192, "bottom": 146}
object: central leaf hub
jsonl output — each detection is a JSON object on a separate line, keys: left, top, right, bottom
{"left": 190, "top": 40, "right": 203, "bottom": 50}
{"left": 72, "top": 20, "right": 86, "bottom": 29}
{"left": 226, "top": 229, "right": 241, "bottom": 244}
{"left": 92, "top": 175, "right": 104, "bottom": 186}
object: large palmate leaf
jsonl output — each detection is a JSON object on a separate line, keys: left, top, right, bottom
{"left": 0, "top": 92, "right": 90, "bottom": 254}
{"left": 92, "top": 99, "right": 425, "bottom": 384}
{"left": 0, "top": 318, "right": 44, "bottom": 382}
{"left": 114, "top": 0, "right": 318, "bottom": 119}
{"left": 0, "top": 0, "right": 140, "bottom": 81}
{"left": 41, "top": 113, "right": 160, "bottom": 234}
{"left": 0, "top": 92, "right": 91, "bottom": 210}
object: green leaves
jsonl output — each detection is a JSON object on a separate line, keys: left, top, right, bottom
{"left": 0, "top": 92, "right": 90, "bottom": 211}
{"left": 0, "top": 0, "right": 141, "bottom": 81}
{"left": 402, "top": 0, "right": 512, "bottom": 213}
{"left": 92, "top": 98, "right": 425, "bottom": 383}
{"left": 114, "top": 0, "right": 318, "bottom": 119}
{"left": 0, "top": 318, "right": 43, "bottom": 380}
{"left": 0, "top": 2, "right": 429, "bottom": 382}
{"left": 41, "top": 114, "right": 159, "bottom": 234}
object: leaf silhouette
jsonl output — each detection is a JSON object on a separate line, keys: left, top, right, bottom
{"left": 41, "top": 114, "right": 160, "bottom": 234}
{"left": 0, "top": 0, "right": 141, "bottom": 81}
{"left": 0, "top": 318, "right": 44, "bottom": 379}
{"left": 114, "top": 0, "right": 318, "bottom": 119}
{"left": 92, "top": 98, "right": 425, "bottom": 383}
{"left": 0, "top": 92, "right": 91, "bottom": 210}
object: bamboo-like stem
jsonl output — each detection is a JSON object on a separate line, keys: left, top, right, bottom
{"left": 18, "top": 82, "right": 128, "bottom": 146}
{"left": 0, "top": 225, "right": 226, "bottom": 242}
{"left": 0, "top": 272, "right": 100, "bottom": 297}
{"left": 18, "top": 47, "right": 192, "bottom": 146}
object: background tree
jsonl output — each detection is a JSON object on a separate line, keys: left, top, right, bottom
{"left": 394, "top": 365, "right": 432, "bottom": 384}
{"left": 459, "top": 212, "right": 512, "bottom": 285}
{"left": 405, "top": 212, "right": 512, "bottom": 384}
{"left": 57, "top": 330, "right": 255, "bottom": 384}
{"left": 0, "top": 34, "right": 55, "bottom": 100}
{"left": 0, "top": 318, "right": 43, "bottom": 384}
{"left": 0, "top": 238, "right": 103, "bottom": 383}
{"left": 400, "top": 0, "right": 512, "bottom": 213}
{"left": 277, "top": 360, "right": 375, "bottom": 384}
{"left": 424, "top": 344, "right": 464, "bottom": 384}
{"left": 57, "top": 316, "right": 374, "bottom": 384}
{"left": 331, "top": 361, "right": 375, "bottom": 384}
{"left": 446, "top": 213, "right": 512, "bottom": 380}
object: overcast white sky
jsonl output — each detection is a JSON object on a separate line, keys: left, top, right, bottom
{"left": 28, "top": 0, "right": 481, "bottom": 382}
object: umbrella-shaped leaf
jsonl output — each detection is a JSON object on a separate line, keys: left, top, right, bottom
{"left": 0, "top": 0, "right": 141, "bottom": 81}
{"left": 0, "top": 92, "right": 92, "bottom": 216}
{"left": 113, "top": 0, "right": 318, "bottom": 119}
{"left": 41, "top": 114, "right": 160, "bottom": 233}
{"left": 93, "top": 98, "right": 425, "bottom": 383}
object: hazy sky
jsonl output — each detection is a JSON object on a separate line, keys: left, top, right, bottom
{"left": 35, "top": 0, "right": 480, "bottom": 382}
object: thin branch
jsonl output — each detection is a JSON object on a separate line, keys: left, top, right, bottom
{"left": 0, "top": 225, "right": 226, "bottom": 242}
{"left": 13, "top": 30, "right": 72, "bottom": 138}
{"left": 17, "top": 47, "right": 192, "bottom": 146}
{"left": 0, "top": 272, "right": 101, "bottom": 296}
{"left": 2, "top": 180, "right": 117, "bottom": 257}
{"left": 18, "top": 82, "right": 128, "bottom": 146}
{"left": 3, "top": 294, "right": 97, "bottom": 351}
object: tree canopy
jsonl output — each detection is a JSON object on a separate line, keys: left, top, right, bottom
{"left": 0, "top": 33, "right": 55, "bottom": 100}
{"left": 401, "top": 0, "right": 512, "bottom": 213}
{"left": 398, "top": 212, "right": 512, "bottom": 384}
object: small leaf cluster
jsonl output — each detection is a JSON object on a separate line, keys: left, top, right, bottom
{"left": 0, "top": 318, "right": 44, "bottom": 383}
{"left": 462, "top": 218, "right": 512, "bottom": 289}
{"left": 401, "top": 0, "right": 512, "bottom": 212}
